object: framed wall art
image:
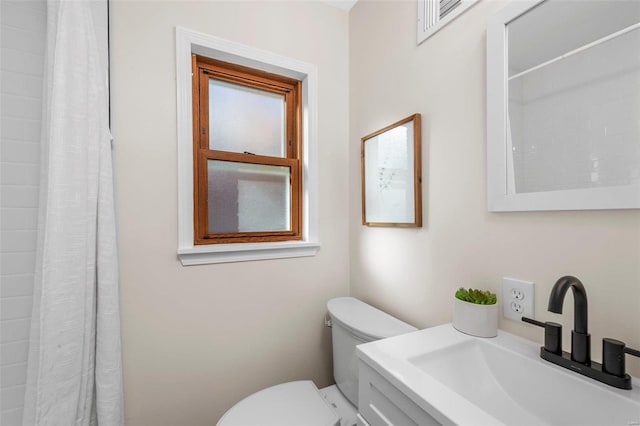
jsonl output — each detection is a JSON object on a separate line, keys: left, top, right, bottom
{"left": 362, "top": 114, "right": 422, "bottom": 227}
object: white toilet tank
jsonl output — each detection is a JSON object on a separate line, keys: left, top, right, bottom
{"left": 326, "top": 297, "right": 417, "bottom": 407}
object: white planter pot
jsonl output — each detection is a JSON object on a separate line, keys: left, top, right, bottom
{"left": 453, "top": 298, "right": 498, "bottom": 338}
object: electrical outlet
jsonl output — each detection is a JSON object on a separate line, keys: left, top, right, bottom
{"left": 503, "top": 277, "right": 534, "bottom": 321}
{"left": 511, "top": 288, "right": 524, "bottom": 300}
{"left": 510, "top": 301, "right": 524, "bottom": 313}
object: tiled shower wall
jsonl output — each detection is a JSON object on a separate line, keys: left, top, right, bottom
{"left": 0, "top": 2, "right": 108, "bottom": 424}
{"left": 1, "top": 1, "right": 46, "bottom": 424}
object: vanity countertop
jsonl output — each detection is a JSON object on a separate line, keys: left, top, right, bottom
{"left": 357, "top": 324, "right": 640, "bottom": 426}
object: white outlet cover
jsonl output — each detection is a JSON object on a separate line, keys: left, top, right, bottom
{"left": 502, "top": 277, "right": 534, "bottom": 321}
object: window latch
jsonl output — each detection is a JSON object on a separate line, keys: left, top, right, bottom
{"left": 243, "top": 151, "right": 256, "bottom": 155}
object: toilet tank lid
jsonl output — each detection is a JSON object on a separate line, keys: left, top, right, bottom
{"left": 327, "top": 297, "right": 417, "bottom": 340}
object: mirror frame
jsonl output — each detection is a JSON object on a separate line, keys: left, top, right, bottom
{"left": 486, "top": 0, "right": 640, "bottom": 212}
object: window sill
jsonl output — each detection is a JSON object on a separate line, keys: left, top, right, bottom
{"left": 178, "top": 241, "right": 320, "bottom": 265}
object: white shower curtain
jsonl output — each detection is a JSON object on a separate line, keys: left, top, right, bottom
{"left": 22, "top": 0, "right": 124, "bottom": 425}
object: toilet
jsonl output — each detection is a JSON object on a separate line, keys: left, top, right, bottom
{"left": 217, "top": 297, "right": 417, "bottom": 426}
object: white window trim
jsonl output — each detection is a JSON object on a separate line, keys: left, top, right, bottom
{"left": 175, "top": 27, "right": 320, "bottom": 265}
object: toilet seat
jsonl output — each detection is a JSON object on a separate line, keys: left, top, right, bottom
{"left": 217, "top": 380, "right": 341, "bottom": 426}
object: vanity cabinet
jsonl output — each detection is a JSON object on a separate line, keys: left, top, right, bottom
{"left": 358, "top": 362, "right": 441, "bottom": 426}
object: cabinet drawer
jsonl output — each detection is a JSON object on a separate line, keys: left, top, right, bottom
{"left": 358, "top": 362, "right": 441, "bottom": 426}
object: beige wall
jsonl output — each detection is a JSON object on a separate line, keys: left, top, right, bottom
{"left": 111, "top": 0, "right": 640, "bottom": 423}
{"left": 110, "top": 2, "right": 349, "bottom": 424}
{"left": 349, "top": 0, "right": 640, "bottom": 377}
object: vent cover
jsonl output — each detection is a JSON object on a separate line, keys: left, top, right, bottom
{"left": 440, "top": 0, "right": 462, "bottom": 18}
{"left": 417, "top": 0, "right": 479, "bottom": 45}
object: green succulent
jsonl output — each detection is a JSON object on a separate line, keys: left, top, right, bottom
{"left": 455, "top": 287, "right": 497, "bottom": 305}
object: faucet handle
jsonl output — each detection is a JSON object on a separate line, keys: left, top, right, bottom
{"left": 522, "top": 317, "right": 562, "bottom": 355}
{"left": 626, "top": 347, "right": 640, "bottom": 357}
{"left": 521, "top": 316, "right": 545, "bottom": 327}
{"left": 602, "top": 338, "right": 640, "bottom": 377}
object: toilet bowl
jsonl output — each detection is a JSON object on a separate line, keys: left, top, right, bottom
{"left": 217, "top": 380, "right": 341, "bottom": 426}
{"left": 217, "top": 297, "right": 417, "bottom": 426}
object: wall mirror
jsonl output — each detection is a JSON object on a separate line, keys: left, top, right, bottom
{"left": 362, "top": 114, "right": 422, "bottom": 227}
{"left": 487, "top": 0, "right": 640, "bottom": 211}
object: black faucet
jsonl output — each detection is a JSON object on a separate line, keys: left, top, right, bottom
{"left": 547, "top": 276, "right": 590, "bottom": 364}
{"left": 523, "top": 276, "right": 640, "bottom": 390}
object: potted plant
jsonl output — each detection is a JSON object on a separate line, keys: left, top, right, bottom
{"left": 453, "top": 287, "right": 498, "bottom": 337}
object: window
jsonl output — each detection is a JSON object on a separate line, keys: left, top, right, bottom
{"left": 417, "top": 0, "right": 479, "bottom": 45}
{"left": 191, "top": 56, "right": 302, "bottom": 244}
{"left": 176, "top": 28, "right": 319, "bottom": 265}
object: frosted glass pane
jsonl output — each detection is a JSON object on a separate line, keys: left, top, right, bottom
{"left": 209, "top": 79, "right": 286, "bottom": 157}
{"left": 207, "top": 160, "right": 290, "bottom": 233}
{"left": 507, "top": 25, "right": 640, "bottom": 194}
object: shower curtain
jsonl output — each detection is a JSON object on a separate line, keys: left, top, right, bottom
{"left": 22, "top": 0, "right": 124, "bottom": 425}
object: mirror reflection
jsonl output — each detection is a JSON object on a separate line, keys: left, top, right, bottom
{"left": 506, "top": 0, "right": 640, "bottom": 194}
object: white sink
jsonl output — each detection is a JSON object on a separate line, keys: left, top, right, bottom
{"left": 357, "top": 324, "right": 640, "bottom": 426}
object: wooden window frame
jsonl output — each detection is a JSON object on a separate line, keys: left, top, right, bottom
{"left": 191, "top": 55, "right": 303, "bottom": 244}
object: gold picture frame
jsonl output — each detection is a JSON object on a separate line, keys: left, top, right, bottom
{"left": 361, "top": 114, "right": 422, "bottom": 227}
